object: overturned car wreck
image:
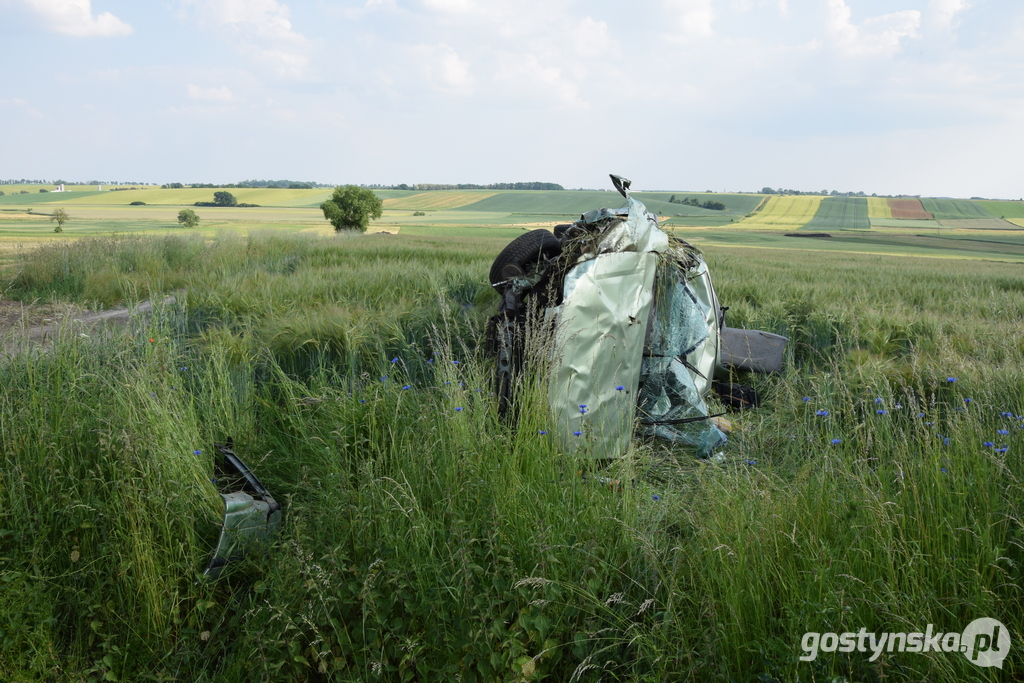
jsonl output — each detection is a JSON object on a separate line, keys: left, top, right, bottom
{"left": 488, "top": 175, "right": 787, "bottom": 459}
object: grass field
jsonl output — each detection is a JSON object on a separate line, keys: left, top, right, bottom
{"left": 2, "top": 231, "right": 1022, "bottom": 682}
{"left": 803, "top": 196, "right": 870, "bottom": 230}
{"left": 937, "top": 218, "right": 1022, "bottom": 230}
{"left": 734, "top": 195, "right": 823, "bottom": 229}
{"left": 869, "top": 218, "right": 943, "bottom": 229}
{"left": 978, "top": 200, "right": 1024, "bottom": 219}
{"left": 55, "top": 187, "right": 329, "bottom": 206}
{"left": 382, "top": 191, "right": 498, "bottom": 210}
{"left": 920, "top": 198, "right": 994, "bottom": 220}
{"left": 866, "top": 196, "right": 892, "bottom": 218}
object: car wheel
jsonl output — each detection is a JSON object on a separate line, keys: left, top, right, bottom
{"left": 489, "top": 229, "right": 562, "bottom": 291}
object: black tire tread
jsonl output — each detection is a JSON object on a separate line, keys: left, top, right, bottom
{"left": 489, "top": 229, "right": 561, "bottom": 289}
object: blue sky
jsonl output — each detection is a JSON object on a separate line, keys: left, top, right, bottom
{"left": 1, "top": 0, "right": 1021, "bottom": 197}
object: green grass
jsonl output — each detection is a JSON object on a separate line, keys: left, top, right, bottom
{"left": 0, "top": 190, "right": 103, "bottom": 204}
{"left": 920, "top": 198, "right": 994, "bottom": 220}
{"left": 1, "top": 232, "right": 1022, "bottom": 681}
{"left": 977, "top": 200, "right": 1024, "bottom": 219}
{"left": 803, "top": 196, "right": 870, "bottom": 230}
{"left": 453, "top": 191, "right": 760, "bottom": 218}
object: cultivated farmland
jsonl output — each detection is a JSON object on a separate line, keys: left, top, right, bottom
{"left": 803, "top": 196, "right": 870, "bottom": 230}
{"left": 919, "top": 198, "right": 994, "bottom": 220}
{"left": 866, "top": 196, "right": 892, "bottom": 218}
{"left": 382, "top": 191, "right": 498, "bottom": 210}
{"left": 977, "top": 200, "right": 1024, "bottom": 219}
{"left": 735, "top": 195, "right": 823, "bottom": 228}
{"left": 888, "top": 198, "right": 934, "bottom": 219}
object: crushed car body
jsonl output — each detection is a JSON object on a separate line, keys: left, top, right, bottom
{"left": 488, "top": 175, "right": 787, "bottom": 459}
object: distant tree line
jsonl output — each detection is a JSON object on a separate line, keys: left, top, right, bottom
{"left": 760, "top": 187, "right": 898, "bottom": 198}
{"left": 162, "top": 180, "right": 326, "bottom": 189}
{"left": 669, "top": 195, "right": 727, "bottom": 211}
{"left": 363, "top": 182, "right": 564, "bottom": 191}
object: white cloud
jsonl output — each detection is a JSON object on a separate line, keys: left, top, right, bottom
{"left": 180, "top": 0, "right": 309, "bottom": 77}
{"left": 187, "top": 84, "right": 234, "bottom": 101}
{"left": 930, "top": 0, "right": 971, "bottom": 32}
{"left": 826, "top": 0, "right": 920, "bottom": 57}
{"left": 21, "top": 0, "right": 132, "bottom": 36}
{"left": 494, "top": 52, "right": 584, "bottom": 108}
{"left": 664, "top": 0, "right": 715, "bottom": 39}
{"left": 409, "top": 43, "right": 473, "bottom": 94}
{"left": 570, "top": 17, "right": 619, "bottom": 59}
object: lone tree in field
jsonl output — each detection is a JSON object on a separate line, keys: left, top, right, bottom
{"left": 320, "top": 185, "right": 383, "bottom": 233}
{"left": 51, "top": 208, "right": 69, "bottom": 232}
{"left": 177, "top": 208, "right": 200, "bottom": 228}
{"left": 213, "top": 190, "right": 238, "bottom": 207}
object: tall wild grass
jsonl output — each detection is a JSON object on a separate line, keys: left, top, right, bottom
{"left": 1, "top": 233, "right": 1021, "bottom": 681}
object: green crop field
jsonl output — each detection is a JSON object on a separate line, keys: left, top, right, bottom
{"left": 59, "top": 187, "right": 329, "bottom": 206}
{"left": 803, "top": 196, "right": 870, "bottom": 230}
{"left": 2, "top": 231, "right": 1023, "bottom": 682}
{"left": 0, "top": 190, "right": 103, "bottom": 204}
{"left": 920, "top": 198, "right": 994, "bottom": 220}
{"left": 382, "top": 191, "right": 499, "bottom": 210}
{"left": 869, "top": 218, "right": 943, "bottom": 229}
{"left": 452, "top": 190, "right": 760, "bottom": 218}
{"left": 977, "top": 200, "right": 1024, "bottom": 219}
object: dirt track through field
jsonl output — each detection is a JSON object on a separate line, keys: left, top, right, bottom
{"left": 1, "top": 295, "right": 177, "bottom": 355}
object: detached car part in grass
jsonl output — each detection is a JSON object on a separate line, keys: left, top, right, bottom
{"left": 202, "top": 440, "right": 282, "bottom": 579}
{"left": 488, "top": 175, "right": 787, "bottom": 458}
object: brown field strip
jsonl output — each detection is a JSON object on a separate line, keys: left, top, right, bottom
{"left": 888, "top": 198, "right": 933, "bottom": 219}
{"left": 382, "top": 192, "right": 497, "bottom": 211}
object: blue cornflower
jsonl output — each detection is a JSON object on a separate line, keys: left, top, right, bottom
{"left": 652, "top": 494, "right": 661, "bottom": 501}
{"left": 194, "top": 449, "right": 202, "bottom": 455}
{"left": 616, "top": 386, "right": 625, "bottom": 391}
{"left": 445, "top": 381, "right": 451, "bottom": 385}
{"left": 745, "top": 459, "right": 757, "bottom": 466}
{"left": 381, "top": 375, "right": 388, "bottom": 381}
{"left": 579, "top": 404, "right": 588, "bottom": 414}
{"left": 452, "top": 360, "right": 460, "bottom": 365}
{"left": 947, "top": 377, "right": 958, "bottom": 382}
{"left": 996, "top": 446, "right": 1009, "bottom": 454}
{"left": 360, "top": 399, "right": 366, "bottom": 404}
{"left": 941, "top": 468, "right": 947, "bottom": 474}
{"left": 964, "top": 398, "right": 973, "bottom": 404}
{"left": 390, "top": 357, "right": 399, "bottom": 364}
{"left": 998, "top": 429, "right": 1009, "bottom": 435}
{"left": 874, "top": 397, "right": 883, "bottom": 404}
{"left": 454, "top": 406, "right": 463, "bottom": 412}
{"left": 876, "top": 409, "right": 887, "bottom": 415}
{"left": 427, "top": 358, "right": 434, "bottom": 363}
{"left": 918, "top": 413, "right": 926, "bottom": 418}
{"left": 459, "top": 382, "right": 466, "bottom": 387}
{"left": 539, "top": 430, "right": 547, "bottom": 435}
{"left": 926, "top": 422, "right": 934, "bottom": 426}
{"left": 831, "top": 438, "right": 842, "bottom": 444}
{"left": 943, "top": 437, "right": 950, "bottom": 445}
{"left": 573, "top": 431, "right": 583, "bottom": 436}
{"left": 402, "top": 385, "right": 411, "bottom": 390}
{"left": 983, "top": 441, "right": 994, "bottom": 448}
{"left": 802, "top": 397, "right": 811, "bottom": 402}
{"left": 816, "top": 409, "right": 829, "bottom": 417}
{"left": 210, "top": 477, "right": 217, "bottom": 483}
{"left": 179, "top": 367, "right": 188, "bottom": 372}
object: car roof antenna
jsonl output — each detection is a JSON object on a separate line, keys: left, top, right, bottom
{"left": 610, "top": 174, "right": 631, "bottom": 199}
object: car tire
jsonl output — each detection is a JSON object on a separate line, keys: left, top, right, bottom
{"left": 489, "top": 229, "right": 562, "bottom": 290}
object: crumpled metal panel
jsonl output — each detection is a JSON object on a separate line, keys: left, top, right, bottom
{"left": 549, "top": 250, "right": 658, "bottom": 457}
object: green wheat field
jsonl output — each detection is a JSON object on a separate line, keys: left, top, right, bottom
{"left": 1, "top": 187, "right": 1022, "bottom": 681}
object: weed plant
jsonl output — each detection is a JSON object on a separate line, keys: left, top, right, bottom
{"left": 1, "top": 234, "right": 1021, "bottom": 681}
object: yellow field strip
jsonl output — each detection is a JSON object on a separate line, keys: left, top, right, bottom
{"left": 736, "top": 196, "right": 823, "bottom": 228}
{"left": 382, "top": 191, "right": 497, "bottom": 211}
{"left": 866, "top": 197, "right": 893, "bottom": 219}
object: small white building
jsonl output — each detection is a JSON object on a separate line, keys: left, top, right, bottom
{"left": 52, "top": 184, "right": 66, "bottom": 192}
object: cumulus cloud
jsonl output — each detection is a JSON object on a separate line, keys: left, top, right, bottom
{"left": 664, "top": 0, "right": 715, "bottom": 39}
{"left": 826, "top": 0, "right": 920, "bottom": 57}
{"left": 187, "top": 84, "right": 234, "bottom": 101}
{"left": 409, "top": 43, "right": 474, "bottom": 94}
{"left": 930, "top": 0, "right": 971, "bottom": 31}
{"left": 21, "top": 0, "right": 132, "bottom": 36}
{"left": 180, "top": 0, "right": 309, "bottom": 77}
